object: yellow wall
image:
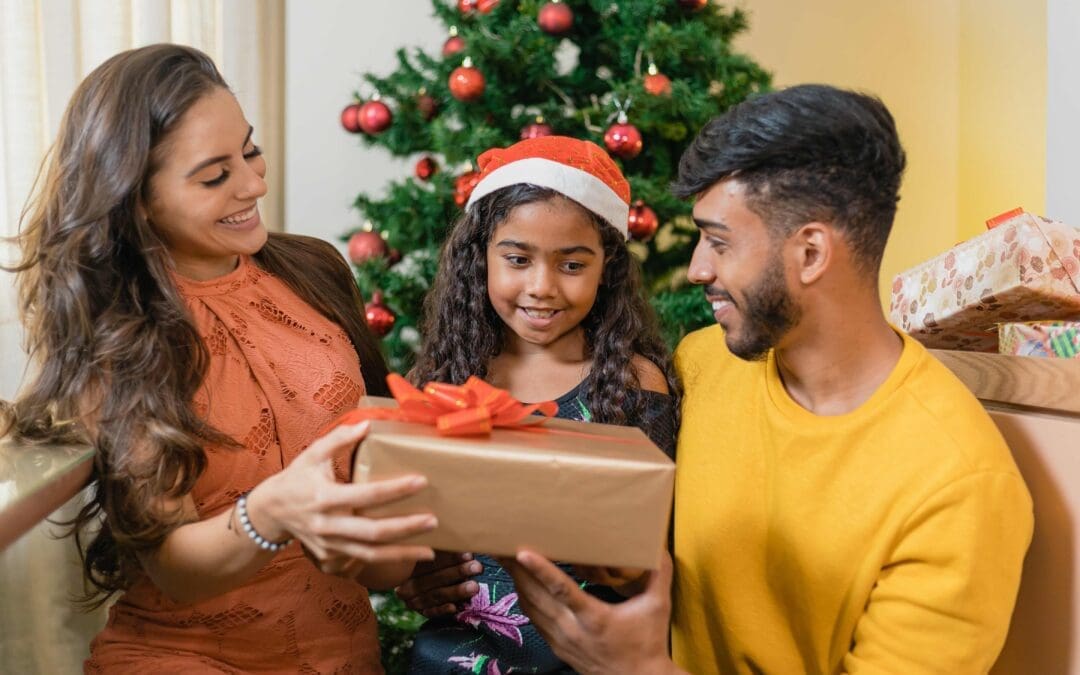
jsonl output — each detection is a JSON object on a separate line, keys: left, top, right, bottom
{"left": 734, "top": 0, "right": 1046, "bottom": 305}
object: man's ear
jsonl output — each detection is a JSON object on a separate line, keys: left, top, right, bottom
{"left": 790, "top": 222, "right": 833, "bottom": 285}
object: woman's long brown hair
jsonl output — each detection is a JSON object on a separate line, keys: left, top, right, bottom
{"left": 412, "top": 184, "right": 679, "bottom": 426}
{"left": 0, "top": 44, "right": 388, "bottom": 606}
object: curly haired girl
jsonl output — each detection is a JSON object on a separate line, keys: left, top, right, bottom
{"left": 404, "top": 135, "right": 679, "bottom": 673}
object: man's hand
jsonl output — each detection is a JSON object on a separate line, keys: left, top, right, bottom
{"left": 504, "top": 550, "right": 686, "bottom": 675}
{"left": 572, "top": 565, "right": 648, "bottom": 597}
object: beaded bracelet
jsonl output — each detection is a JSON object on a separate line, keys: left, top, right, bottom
{"left": 236, "top": 492, "right": 293, "bottom": 553}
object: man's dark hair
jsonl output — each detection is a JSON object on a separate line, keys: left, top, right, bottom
{"left": 672, "top": 84, "right": 906, "bottom": 274}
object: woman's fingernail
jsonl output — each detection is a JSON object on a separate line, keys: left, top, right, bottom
{"left": 463, "top": 581, "right": 478, "bottom": 593}
{"left": 411, "top": 476, "right": 428, "bottom": 489}
{"left": 425, "top": 516, "right": 438, "bottom": 529}
{"left": 467, "top": 561, "right": 482, "bottom": 574}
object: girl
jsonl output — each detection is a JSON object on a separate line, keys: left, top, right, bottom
{"left": 406, "top": 136, "right": 679, "bottom": 673}
{"left": 2, "top": 44, "right": 437, "bottom": 673}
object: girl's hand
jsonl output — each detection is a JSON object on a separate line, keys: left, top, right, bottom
{"left": 246, "top": 422, "right": 437, "bottom": 575}
{"left": 396, "top": 551, "right": 483, "bottom": 617}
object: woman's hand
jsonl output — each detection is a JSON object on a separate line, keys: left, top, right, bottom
{"left": 246, "top": 421, "right": 437, "bottom": 577}
{"left": 396, "top": 551, "right": 483, "bottom": 617}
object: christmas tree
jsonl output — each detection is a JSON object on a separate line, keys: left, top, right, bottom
{"left": 342, "top": 0, "right": 771, "bottom": 375}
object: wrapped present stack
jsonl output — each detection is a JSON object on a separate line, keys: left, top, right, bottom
{"left": 890, "top": 209, "right": 1080, "bottom": 354}
{"left": 998, "top": 321, "right": 1080, "bottom": 358}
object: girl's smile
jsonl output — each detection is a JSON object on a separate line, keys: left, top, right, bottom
{"left": 485, "top": 196, "right": 605, "bottom": 353}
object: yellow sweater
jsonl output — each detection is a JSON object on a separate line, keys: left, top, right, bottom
{"left": 671, "top": 325, "right": 1032, "bottom": 675}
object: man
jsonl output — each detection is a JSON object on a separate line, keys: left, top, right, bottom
{"left": 504, "top": 84, "right": 1033, "bottom": 674}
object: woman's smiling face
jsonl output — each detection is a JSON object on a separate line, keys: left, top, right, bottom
{"left": 144, "top": 87, "right": 268, "bottom": 280}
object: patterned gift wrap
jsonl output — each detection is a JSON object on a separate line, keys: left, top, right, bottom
{"left": 889, "top": 211, "right": 1080, "bottom": 351}
{"left": 998, "top": 321, "right": 1080, "bottom": 357}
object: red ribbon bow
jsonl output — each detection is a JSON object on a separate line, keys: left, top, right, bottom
{"left": 325, "top": 373, "right": 559, "bottom": 437}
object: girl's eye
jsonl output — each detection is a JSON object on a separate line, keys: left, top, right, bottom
{"left": 561, "top": 261, "right": 585, "bottom": 273}
{"left": 201, "top": 170, "right": 229, "bottom": 187}
{"left": 505, "top": 254, "right": 529, "bottom": 267}
{"left": 244, "top": 144, "right": 263, "bottom": 160}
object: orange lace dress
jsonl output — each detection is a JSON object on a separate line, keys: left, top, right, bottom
{"left": 86, "top": 256, "right": 381, "bottom": 674}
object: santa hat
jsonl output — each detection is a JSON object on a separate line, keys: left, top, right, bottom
{"left": 465, "top": 136, "right": 631, "bottom": 238}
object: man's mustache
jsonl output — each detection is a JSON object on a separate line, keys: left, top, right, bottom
{"left": 704, "top": 286, "right": 734, "bottom": 304}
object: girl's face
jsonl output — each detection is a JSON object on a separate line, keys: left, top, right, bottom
{"left": 144, "top": 87, "right": 268, "bottom": 280}
{"left": 486, "top": 196, "right": 606, "bottom": 352}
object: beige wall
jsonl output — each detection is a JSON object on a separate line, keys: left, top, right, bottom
{"left": 735, "top": 0, "right": 1046, "bottom": 305}
{"left": 284, "top": 0, "right": 444, "bottom": 246}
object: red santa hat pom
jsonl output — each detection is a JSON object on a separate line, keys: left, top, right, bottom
{"left": 465, "top": 135, "right": 632, "bottom": 238}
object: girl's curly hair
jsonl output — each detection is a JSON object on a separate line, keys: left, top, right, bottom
{"left": 412, "top": 184, "right": 679, "bottom": 425}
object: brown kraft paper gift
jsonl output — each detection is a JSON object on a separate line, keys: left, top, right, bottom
{"left": 351, "top": 407, "right": 674, "bottom": 570}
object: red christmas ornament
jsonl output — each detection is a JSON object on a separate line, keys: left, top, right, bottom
{"left": 538, "top": 1, "right": 574, "bottom": 35}
{"left": 417, "top": 91, "right": 439, "bottom": 121}
{"left": 478, "top": 0, "right": 499, "bottom": 13}
{"left": 677, "top": 0, "right": 708, "bottom": 10}
{"left": 364, "top": 292, "right": 396, "bottom": 338}
{"left": 415, "top": 156, "right": 438, "bottom": 181}
{"left": 340, "top": 103, "right": 363, "bottom": 133}
{"left": 453, "top": 170, "right": 482, "bottom": 207}
{"left": 627, "top": 200, "right": 659, "bottom": 241}
{"left": 443, "top": 35, "right": 466, "bottom": 57}
{"left": 457, "top": 0, "right": 478, "bottom": 14}
{"left": 442, "top": 26, "right": 466, "bottom": 58}
{"left": 520, "top": 120, "right": 554, "bottom": 140}
{"left": 644, "top": 64, "right": 672, "bottom": 96}
{"left": 604, "top": 115, "right": 643, "bottom": 160}
{"left": 347, "top": 230, "right": 388, "bottom": 264}
{"left": 449, "top": 58, "right": 486, "bottom": 102}
{"left": 358, "top": 100, "right": 393, "bottom": 134}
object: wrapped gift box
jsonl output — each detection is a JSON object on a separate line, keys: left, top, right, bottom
{"left": 999, "top": 321, "right": 1080, "bottom": 358}
{"left": 889, "top": 211, "right": 1080, "bottom": 351}
{"left": 349, "top": 395, "right": 674, "bottom": 570}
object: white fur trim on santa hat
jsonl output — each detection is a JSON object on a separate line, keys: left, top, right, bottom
{"left": 465, "top": 158, "right": 630, "bottom": 238}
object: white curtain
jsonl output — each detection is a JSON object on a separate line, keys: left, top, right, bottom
{"left": 0, "top": 1, "right": 283, "bottom": 672}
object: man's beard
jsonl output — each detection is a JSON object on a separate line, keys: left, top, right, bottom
{"left": 723, "top": 259, "right": 800, "bottom": 362}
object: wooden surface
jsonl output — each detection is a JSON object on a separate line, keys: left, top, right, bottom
{"left": 931, "top": 349, "right": 1080, "bottom": 415}
{"left": 929, "top": 350, "right": 1080, "bottom": 673}
{"left": 0, "top": 441, "right": 93, "bottom": 551}
{"left": 984, "top": 405, "right": 1080, "bottom": 675}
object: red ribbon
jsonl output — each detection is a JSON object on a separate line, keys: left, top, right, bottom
{"left": 324, "top": 373, "right": 559, "bottom": 437}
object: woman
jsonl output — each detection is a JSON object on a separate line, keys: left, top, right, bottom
{"left": 2, "top": 44, "right": 431, "bottom": 673}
